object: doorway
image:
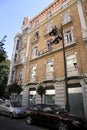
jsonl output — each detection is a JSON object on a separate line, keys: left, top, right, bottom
{"left": 68, "top": 87, "right": 84, "bottom": 117}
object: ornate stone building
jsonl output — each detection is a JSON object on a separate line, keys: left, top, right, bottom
{"left": 8, "top": 0, "right": 87, "bottom": 118}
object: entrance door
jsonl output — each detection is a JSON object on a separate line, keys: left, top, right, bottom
{"left": 68, "top": 87, "right": 84, "bottom": 117}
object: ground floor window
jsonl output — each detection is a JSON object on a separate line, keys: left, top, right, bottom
{"left": 28, "top": 89, "right": 36, "bottom": 107}
{"left": 44, "top": 95, "right": 55, "bottom": 104}
{"left": 44, "top": 88, "right": 55, "bottom": 104}
{"left": 28, "top": 95, "right": 36, "bottom": 107}
{"left": 18, "top": 95, "right": 22, "bottom": 105}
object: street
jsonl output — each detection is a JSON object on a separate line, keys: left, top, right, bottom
{"left": 0, "top": 115, "right": 51, "bottom": 130}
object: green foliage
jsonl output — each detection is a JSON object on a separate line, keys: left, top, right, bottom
{"left": 37, "top": 84, "right": 46, "bottom": 104}
{"left": 0, "top": 59, "right": 10, "bottom": 84}
{"left": 0, "top": 35, "right": 7, "bottom": 62}
{"left": 0, "top": 81, "right": 5, "bottom": 98}
{"left": 0, "top": 36, "right": 10, "bottom": 98}
{"left": 8, "top": 83, "right": 23, "bottom": 96}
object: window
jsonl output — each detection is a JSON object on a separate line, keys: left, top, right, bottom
{"left": 20, "top": 49, "right": 25, "bottom": 63}
{"left": 64, "top": 29, "right": 73, "bottom": 44}
{"left": 34, "top": 31, "right": 39, "bottom": 40}
{"left": 62, "top": 12, "right": 71, "bottom": 25}
{"left": 47, "top": 23, "right": 53, "bottom": 34}
{"left": 46, "top": 60, "right": 54, "bottom": 73}
{"left": 46, "top": 42, "right": 52, "bottom": 51}
{"left": 30, "top": 65, "right": 37, "bottom": 81}
{"left": 16, "top": 40, "right": 19, "bottom": 50}
{"left": 46, "top": 60, "right": 54, "bottom": 80}
{"left": 14, "top": 54, "right": 17, "bottom": 62}
{"left": 32, "top": 46, "right": 38, "bottom": 58}
{"left": 67, "top": 53, "right": 78, "bottom": 76}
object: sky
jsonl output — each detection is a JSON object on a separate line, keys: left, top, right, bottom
{"left": 0, "top": 0, "right": 54, "bottom": 60}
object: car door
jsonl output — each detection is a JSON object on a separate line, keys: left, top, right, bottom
{"left": 41, "top": 106, "right": 60, "bottom": 127}
{"left": 37, "top": 105, "right": 53, "bottom": 125}
{"left": 4, "top": 102, "right": 10, "bottom": 116}
{"left": 0, "top": 103, "right": 6, "bottom": 114}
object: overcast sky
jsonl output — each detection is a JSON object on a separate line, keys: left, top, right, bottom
{"left": 0, "top": 0, "right": 54, "bottom": 60}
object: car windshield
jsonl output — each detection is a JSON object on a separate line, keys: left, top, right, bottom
{"left": 11, "top": 102, "right": 22, "bottom": 107}
{"left": 49, "top": 105, "right": 64, "bottom": 111}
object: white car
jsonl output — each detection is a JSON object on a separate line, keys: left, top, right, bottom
{"left": 0, "top": 100, "right": 25, "bottom": 119}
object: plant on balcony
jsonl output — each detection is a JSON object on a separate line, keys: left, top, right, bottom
{"left": 37, "top": 84, "right": 46, "bottom": 104}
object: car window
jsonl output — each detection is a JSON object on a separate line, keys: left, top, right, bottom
{"left": 0, "top": 102, "right": 6, "bottom": 107}
{"left": 11, "top": 102, "right": 22, "bottom": 107}
{"left": 34, "top": 105, "right": 41, "bottom": 111}
{"left": 42, "top": 106, "right": 53, "bottom": 113}
{"left": 49, "top": 105, "right": 63, "bottom": 111}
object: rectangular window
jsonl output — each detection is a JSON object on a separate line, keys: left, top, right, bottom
{"left": 32, "top": 46, "right": 38, "bottom": 59}
{"left": 62, "top": 12, "right": 71, "bottom": 25}
{"left": 20, "top": 49, "right": 25, "bottom": 63}
{"left": 46, "top": 60, "right": 54, "bottom": 80}
{"left": 67, "top": 53, "right": 78, "bottom": 76}
{"left": 47, "top": 23, "right": 53, "bottom": 34}
{"left": 46, "top": 42, "right": 52, "bottom": 51}
{"left": 16, "top": 40, "right": 19, "bottom": 50}
{"left": 64, "top": 29, "right": 73, "bottom": 44}
{"left": 34, "top": 31, "right": 39, "bottom": 40}
{"left": 30, "top": 66, "right": 37, "bottom": 82}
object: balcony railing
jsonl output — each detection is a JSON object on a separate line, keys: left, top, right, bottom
{"left": 64, "top": 37, "right": 76, "bottom": 46}
{"left": 44, "top": 72, "right": 55, "bottom": 80}
{"left": 30, "top": 76, "right": 36, "bottom": 82}
{"left": 30, "top": 47, "right": 53, "bottom": 60}
{"left": 43, "top": 26, "right": 54, "bottom": 36}
{"left": 67, "top": 68, "right": 78, "bottom": 77}
{"left": 62, "top": 16, "right": 72, "bottom": 26}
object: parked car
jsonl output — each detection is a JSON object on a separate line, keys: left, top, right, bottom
{"left": 0, "top": 98, "right": 3, "bottom": 104}
{"left": 25, "top": 104, "right": 87, "bottom": 130}
{"left": 0, "top": 100, "right": 25, "bottom": 119}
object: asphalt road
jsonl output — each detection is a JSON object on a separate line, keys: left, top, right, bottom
{"left": 0, "top": 115, "right": 51, "bottom": 130}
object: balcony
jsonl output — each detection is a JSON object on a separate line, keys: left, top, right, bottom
{"left": 30, "top": 36, "right": 39, "bottom": 44}
{"left": 44, "top": 26, "right": 54, "bottom": 37}
{"left": 64, "top": 37, "right": 76, "bottom": 46}
{"left": 30, "top": 47, "right": 53, "bottom": 60}
{"left": 67, "top": 68, "right": 78, "bottom": 77}
{"left": 44, "top": 72, "right": 55, "bottom": 81}
{"left": 44, "top": 29, "right": 51, "bottom": 37}
{"left": 62, "top": 16, "right": 72, "bottom": 26}
{"left": 30, "top": 76, "right": 36, "bottom": 83}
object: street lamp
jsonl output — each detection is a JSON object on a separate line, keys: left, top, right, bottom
{"left": 49, "top": 26, "right": 70, "bottom": 111}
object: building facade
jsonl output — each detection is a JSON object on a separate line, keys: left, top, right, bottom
{"left": 8, "top": 0, "right": 87, "bottom": 118}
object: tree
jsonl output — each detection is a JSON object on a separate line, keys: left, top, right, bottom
{"left": 0, "top": 35, "right": 7, "bottom": 62}
{"left": 37, "top": 84, "right": 46, "bottom": 104}
{"left": 0, "top": 36, "right": 11, "bottom": 98}
{"left": 7, "top": 83, "right": 23, "bottom": 99}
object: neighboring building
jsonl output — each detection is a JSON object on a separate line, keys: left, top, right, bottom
{"left": 8, "top": 0, "right": 87, "bottom": 118}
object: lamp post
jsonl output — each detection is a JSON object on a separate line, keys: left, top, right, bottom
{"left": 49, "top": 26, "right": 70, "bottom": 111}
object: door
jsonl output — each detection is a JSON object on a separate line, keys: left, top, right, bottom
{"left": 68, "top": 87, "right": 84, "bottom": 117}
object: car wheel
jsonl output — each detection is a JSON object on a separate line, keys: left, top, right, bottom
{"left": 58, "top": 121, "right": 69, "bottom": 130}
{"left": 26, "top": 115, "right": 32, "bottom": 125}
{"left": 9, "top": 113, "right": 13, "bottom": 119}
